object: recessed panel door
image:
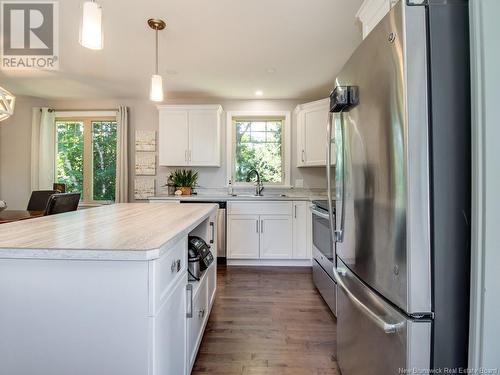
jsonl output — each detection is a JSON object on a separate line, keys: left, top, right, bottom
{"left": 260, "top": 215, "right": 292, "bottom": 259}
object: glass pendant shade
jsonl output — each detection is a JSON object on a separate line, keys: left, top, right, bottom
{"left": 150, "top": 74, "right": 164, "bottom": 102}
{"left": 0, "top": 87, "right": 15, "bottom": 122}
{"left": 80, "top": 1, "right": 103, "bottom": 50}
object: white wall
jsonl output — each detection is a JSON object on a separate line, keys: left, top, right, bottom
{"left": 469, "top": 0, "right": 500, "bottom": 370}
{"left": 0, "top": 96, "right": 46, "bottom": 209}
{"left": 0, "top": 96, "right": 326, "bottom": 208}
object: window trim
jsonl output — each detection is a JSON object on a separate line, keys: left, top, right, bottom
{"left": 226, "top": 111, "right": 291, "bottom": 188}
{"left": 54, "top": 113, "right": 117, "bottom": 204}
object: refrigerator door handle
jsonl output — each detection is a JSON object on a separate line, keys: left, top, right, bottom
{"left": 333, "top": 266, "right": 405, "bottom": 334}
{"left": 326, "top": 112, "right": 337, "bottom": 243}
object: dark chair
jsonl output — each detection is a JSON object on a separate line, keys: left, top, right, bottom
{"left": 44, "top": 193, "right": 81, "bottom": 216}
{"left": 27, "top": 190, "right": 59, "bottom": 211}
{"left": 53, "top": 183, "right": 66, "bottom": 193}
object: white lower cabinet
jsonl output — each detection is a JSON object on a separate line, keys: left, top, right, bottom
{"left": 227, "top": 214, "right": 260, "bottom": 258}
{"left": 153, "top": 275, "right": 188, "bottom": 375}
{"left": 292, "top": 201, "right": 311, "bottom": 259}
{"left": 207, "top": 261, "right": 217, "bottom": 307}
{"left": 260, "top": 216, "right": 293, "bottom": 259}
{"left": 187, "top": 279, "right": 208, "bottom": 367}
{"left": 227, "top": 201, "right": 309, "bottom": 260}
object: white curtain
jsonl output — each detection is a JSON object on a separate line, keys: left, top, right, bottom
{"left": 31, "top": 107, "right": 55, "bottom": 191}
{"left": 115, "top": 106, "right": 129, "bottom": 203}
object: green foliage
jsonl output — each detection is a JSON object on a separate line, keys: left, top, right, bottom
{"left": 92, "top": 121, "right": 117, "bottom": 201}
{"left": 168, "top": 169, "right": 199, "bottom": 188}
{"left": 234, "top": 121, "right": 283, "bottom": 183}
{"left": 56, "top": 120, "right": 117, "bottom": 201}
{"left": 56, "top": 122, "right": 84, "bottom": 194}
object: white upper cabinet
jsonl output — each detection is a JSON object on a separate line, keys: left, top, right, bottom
{"left": 158, "top": 105, "right": 222, "bottom": 167}
{"left": 356, "top": 0, "right": 398, "bottom": 39}
{"left": 158, "top": 110, "right": 190, "bottom": 166}
{"left": 295, "top": 98, "right": 331, "bottom": 167}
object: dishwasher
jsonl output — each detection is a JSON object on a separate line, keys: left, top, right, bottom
{"left": 180, "top": 201, "right": 227, "bottom": 263}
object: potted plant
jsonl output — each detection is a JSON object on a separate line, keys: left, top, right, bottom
{"left": 168, "top": 169, "right": 198, "bottom": 195}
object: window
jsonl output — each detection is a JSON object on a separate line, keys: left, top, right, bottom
{"left": 227, "top": 111, "right": 291, "bottom": 187}
{"left": 55, "top": 117, "right": 117, "bottom": 202}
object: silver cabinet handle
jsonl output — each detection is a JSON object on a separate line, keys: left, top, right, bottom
{"left": 332, "top": 267, "right": 404, "bottom": 334}
{"left": 186, "top": 284, "right": 193, "bottom": 318}
{"left": 301, "top": 150, "right": 305, "bottom": 163}
{"left": 209, "top": 222, "right": 215, "bottom": 244}
{"left": 198, "top": 308, "right": 206, "bottom": 318}
{"left": 184, "top": 150, "right": 188, "bottom": 162}
{"left": 256, "top": 219, "right": 259, "bottom": 233}
{"left": 171, "top": 259, "right": 181, "bottom": 273}
{"left": 294, "top": 205, "right": 297, "bottom": 219}
{"left": 261, "top": 220, "right": 264, "bottom": 233}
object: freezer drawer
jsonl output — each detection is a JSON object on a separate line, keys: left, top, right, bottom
{"left": 312, "top": 259, "right": 336, "bottom": 316}
{"left": 335, "top": 259, "right": 431, "bottom": 375}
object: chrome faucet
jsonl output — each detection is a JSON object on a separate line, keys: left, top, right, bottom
{"left": 246, "top": 169, "right": 264, "bottom": 196}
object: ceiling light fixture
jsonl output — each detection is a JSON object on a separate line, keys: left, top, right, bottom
{"left": 148, "top": 18, "right": 166, "bottom": 102}
{"left": 255, "top": 90, "right": 264, "bottom": 97}
{"left": 80, "top": 0, "right": 103, "bottom": 50}
{"left": 0, "top": 87, "right": 15, "bottom": 122}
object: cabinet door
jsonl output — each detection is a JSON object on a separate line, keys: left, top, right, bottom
{"left": 207, "top": 263, "right": 216, "bottom": 308}
{"left": 303, "top": 106, "right": 329, "bottom": 166}
{"left": 292, "top": 201, "right": 310, "bottom": 259}
{"left": 158, "top": 110, "right": 189, "bottom": 166}
{"left": 227, "top": 215, "right": 260, "bottom": 259}
{"left": 260, "top": 215, "right": 293, "bottom": 259}
{"left": 188, "top": 110, "right": 220, "bottom": 166}
{"left": 153, "top": 276, "right": 187, "bottom": 375}
{"left": 187, "top": 281, "right": 208, "bottom": 368}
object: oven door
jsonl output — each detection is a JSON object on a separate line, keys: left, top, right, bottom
{"left": 310, "top": 204, "right": 335, "bottom": 279}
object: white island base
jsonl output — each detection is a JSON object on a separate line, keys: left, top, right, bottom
{"left": 0, "top": 203, "right": 218, "bottom": 375}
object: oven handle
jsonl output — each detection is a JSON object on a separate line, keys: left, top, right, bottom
{"left": 310, "top": 205, "right": 330, "bottom": 220}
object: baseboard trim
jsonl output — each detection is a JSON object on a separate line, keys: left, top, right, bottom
{"left": 226, "top": 259, "right": 312, "bottom": 267}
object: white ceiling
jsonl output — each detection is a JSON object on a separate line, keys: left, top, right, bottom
{"left": 0, "top": 0, "right": 363, "bottom": 100}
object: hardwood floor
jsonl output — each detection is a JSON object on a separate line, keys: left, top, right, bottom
{"left": 192, "top": 266, "right": 338, "bottom": 375}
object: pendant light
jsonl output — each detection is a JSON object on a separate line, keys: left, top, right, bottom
{"left": 148, "top": 18, "right": 166, "bottom": 102}
{"left": 80, "top": 0, "right": 103, "bottom": 50}
{"left": 0, "top": 87, "right": 15, "bottom": 122}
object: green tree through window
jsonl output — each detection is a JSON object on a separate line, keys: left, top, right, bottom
{"left": 234, "top": 119, "right": 283, "bottom": 183}
{"left": 55, "top": 118, "right": 117, "bottom": 201}
{"left": 56, "top": 121, "right": 84, "bottom": 193}
{"left": 92, "top": 121, "right": 117, "bottom": 200}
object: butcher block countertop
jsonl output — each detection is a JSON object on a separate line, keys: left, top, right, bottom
{"left": 0, "top": 203, "right": 217, "bottom": 261}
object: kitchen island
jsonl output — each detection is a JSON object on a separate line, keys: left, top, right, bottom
{"left": 0, "top": 203, "right": 218, "bottom": 375}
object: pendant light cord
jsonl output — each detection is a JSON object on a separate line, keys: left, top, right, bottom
{"left": 155, "top": 28, "right": 159, "bottom": 75}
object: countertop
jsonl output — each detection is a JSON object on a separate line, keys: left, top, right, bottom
{"left": 0, "top": 203, "right": 217, "bottom": 261}
{"left": 149, "top": 193, "right": 327, "bottom": 202}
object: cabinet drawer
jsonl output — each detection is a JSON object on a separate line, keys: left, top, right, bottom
{"left": 151, "top": 237, "right": 187, "bottom": 312}
{"left": 188, "top": 280, "right": 208, "bottom": 367}
{"left": 228, "top": 201, "right": 292, "bottom": 216}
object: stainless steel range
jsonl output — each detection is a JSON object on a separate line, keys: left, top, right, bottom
{"left": 310, "top": 200, "right": 336, "bottom": 316}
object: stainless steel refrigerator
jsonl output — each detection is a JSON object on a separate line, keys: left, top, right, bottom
{"left": 326, "top": 1, "right": 471, "bottom": 373}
